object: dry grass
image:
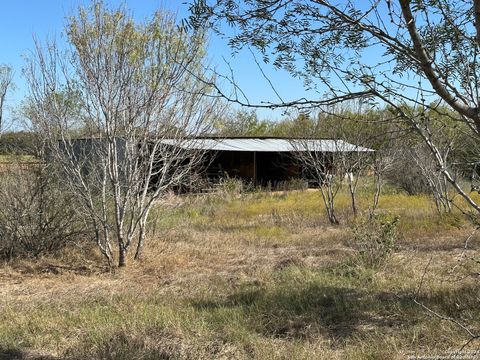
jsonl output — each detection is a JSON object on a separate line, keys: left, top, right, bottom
{"left": 0, "top": 184, "right": 479, "bottom": 359}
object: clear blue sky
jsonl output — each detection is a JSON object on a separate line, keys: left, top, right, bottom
{"left": 0, "top": 0, "right": 319, "bottom": 128}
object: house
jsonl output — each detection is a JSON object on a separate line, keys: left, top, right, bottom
{"left": 60, "top": 136, "right": 373, "bottom": 190}
{"left": 162, "top": 137, "right": 374, "bottom": 188}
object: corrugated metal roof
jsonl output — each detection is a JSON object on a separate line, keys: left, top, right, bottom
{"left": 161, "top": 138, "right": 373, "bottom": 152}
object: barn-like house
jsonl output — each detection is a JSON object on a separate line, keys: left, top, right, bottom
{"left": 163, "top": 137, "right": 373, "bottom": 187}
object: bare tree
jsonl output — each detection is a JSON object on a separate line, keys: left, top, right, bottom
{"left": 372, "top": 147, "right": 395, "bottom": 212}
{"left": 25, "top": 2, "right": 220, "bottom": 267}
{"left": 321, "top": 107, "right": 374, "bottom": 217}
{"left": 410, "top": 144, "right": 453, "bottom": 214}
{"left": 291, "top": 137, "right": 371, "bottom": 224}
{"left": 370, "top": 114, "right": 403, "bottom": 212}
{"left": 0, "top": 65, "right": 13, "bottom": 136}
{"left": 341, "top": 147, "right": 369, "bottom": 217}
{"left": 294, "top": 142, "right": 340, "bottom": 224}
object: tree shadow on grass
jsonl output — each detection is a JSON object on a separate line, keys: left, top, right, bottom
{"left": 0, "top": 349, "right": 57, "bottom": 360}
{"left": 192, "top": 282, "right": 415, "bottom": 342}
{"left": 191, "top": 269, "right": 480, "bottom": 348}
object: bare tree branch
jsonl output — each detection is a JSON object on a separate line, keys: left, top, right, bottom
{"left": 0, "top": 65, "right": 13, "bottom": 135}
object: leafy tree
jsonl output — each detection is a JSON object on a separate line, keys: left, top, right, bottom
{"left": 269, "top": 113, "right": 317, "bottom": 137}
{"left": 25, "top": 1, "right": 220, "bottom": 267}
{"left": 214, "top": 109, "right": 273, "bottom": 136}
{"left": 188, "top": 0, "right": 480, "bottom": 216}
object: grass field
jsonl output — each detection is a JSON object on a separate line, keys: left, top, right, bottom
{"left": 0, "top": 184, "right": 479, "bottom": 359}
{"left": 0, "top": 154, "right": 37, "bottom": 164}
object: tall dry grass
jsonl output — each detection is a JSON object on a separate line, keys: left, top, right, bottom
{"left": 0, "top": 182, "right": 479, "bottom": 359}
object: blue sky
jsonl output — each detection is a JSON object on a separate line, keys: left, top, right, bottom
{"left": 0, "top": 0, "right": 318, "bottom": 128}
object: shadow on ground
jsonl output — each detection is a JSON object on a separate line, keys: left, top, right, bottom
{"left": 192, "top": 281, "right": 415, "bottom": 341}
{"left": 0, "top": 349, "right": 57, "bottom": 360}
{"left": 191, "top": 263, "right": 480, "bottom": 342}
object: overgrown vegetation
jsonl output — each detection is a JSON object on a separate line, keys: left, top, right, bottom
{"left": 350, "top": 213, "right": 399, "bottom": 269}
{"left": 0, "top": 163, "right": 82, "bottom": 260}
{"left": 0, "top": 182, "right": 479, "bottom": 359}
{"left": 1, "top": 1, "right": 480, "bottom": 358}
{"left": 24, "top": 1, "right": 220, "bottom": 267}
{"left": 0, "top": 131, "right": 38, "bottom": 156}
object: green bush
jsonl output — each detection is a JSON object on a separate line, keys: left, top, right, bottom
{"left": 351, "top": 213, "right": 399, "bottom": 268}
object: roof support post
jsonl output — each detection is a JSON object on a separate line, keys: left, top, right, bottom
{"left": 253, "top": 151, "right": 257, "bottom": 187}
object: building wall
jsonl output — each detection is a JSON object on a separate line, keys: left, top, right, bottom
{"left": 203, "top": 150, "right": 303, "bottom": 186}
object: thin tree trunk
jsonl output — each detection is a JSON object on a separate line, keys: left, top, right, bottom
{"left": 373, "top": 173, "right": 382, "bottom": 211}
{"left": 118, "top": 244, "right": 126, "bottom": 267}
{"left": 328, "top": 209, "right": 339, "bottom": 225}
{"left": 347, "top": 175, "right": 357, "bottom": 216}
{"left": 134, "top": 219, "right": 147, "bottom": 260}
{"left": 350, "top": 189, "right": 357, "bottom": 216}
{"left": 443, "top": 174, "right": 452, "bottom": 212}
{"left": 134, "top": 204, "right": 153, "bottom": 260}
{"left": 319, "top": 185, "right": 339, "bottom": 225}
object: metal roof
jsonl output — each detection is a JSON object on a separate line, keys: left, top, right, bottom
{"left": 161, "top": 138, "right": 373, "bottom": 153}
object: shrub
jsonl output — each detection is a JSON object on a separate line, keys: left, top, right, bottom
{"left": 350, "top": 213, "right": 399, "bottom": 268}
{"left": 216, "top": 174, "right": 247, "bottom": 197}
{"left": 0, "top": 164, "right": 84, "bottom": 260}
{"left": 0, "top": 131, "right": 39, "bottom": 155}
{"left": 385, "top": 160, "right": 430, "bottom": 195}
